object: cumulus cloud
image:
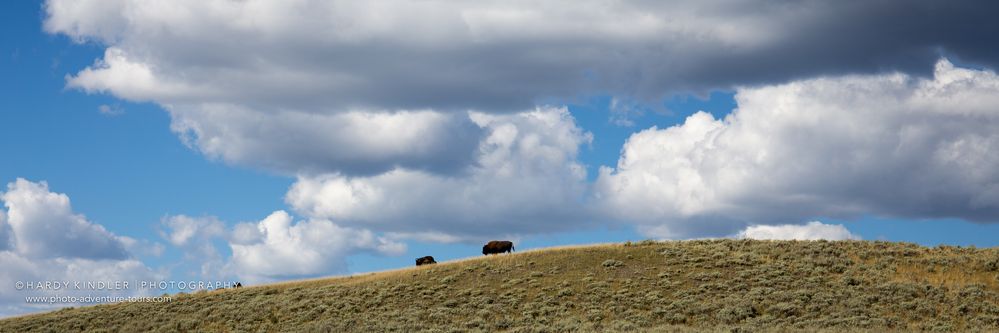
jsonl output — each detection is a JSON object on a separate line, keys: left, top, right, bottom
{"left": 160, "top": 215, "right": 225, "bottom": 247}
{"left": 43, "top": 0, "right": 999, "bottom": 177}
{"left": 227, "top": 211, "right": 405, "bottom": 283}
{"left": 737, "top": 221, "right": 860, "bottom": 241}
{"left": 44, "top": 0, "right": 999, "bottom": 112}
{"left": 160, "top": 215, "right": 227, "bottom": 280}
{"left": 0, "top": 179, "right": 162, "bottom": 317}
{"left": 155, "top": 211, "right": 407, "bottom": 283}
{"left": 597, "top": 59, "right": 999, "bottom": 238}
{"left": 167, "top": 105, "right": 482, "bottom": 176}
{"left": 41, "top": 1, "right": 999, "bottom": 244}
{"left": 285, "top": 107, "right": 593, "bottom": 240}
{"left": 2, "top": 179, "right": 129, "bottom": 260}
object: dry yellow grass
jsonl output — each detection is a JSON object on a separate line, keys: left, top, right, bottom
{"left": 2, "top": 240, "right": 998, "bottom": 332}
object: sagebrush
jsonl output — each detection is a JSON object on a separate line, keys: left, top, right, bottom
{"left": 2, "top": 240, "right": 999, "bottom": 332}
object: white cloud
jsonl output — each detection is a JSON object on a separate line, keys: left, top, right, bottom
{"left": 608, "top": 97, "right": 647, "bottom": 127}
{"left": 285, "top": 107, "right": 593, "bottom": 240}
{"left": 230, "top": 222, "right": 263, "bottom": 245}
{"left": 2, "top": 178, "right": 129, "bottom": 260}
{"left": 160, "top": 215, "right": 225, "bottom": 247}
{"left": 597, "top": 59, "right": 999, "bottom": 238}
{"left": 167, "top": 105, "right": 482, "bottom": 176}
{"left": 227, "top": 211, "right": 405, "bottom": 283}
{"left": 41, "top": 0, "right": 756, "bottom": 109}
{"left": 44, "top": 0, "right": 999, "bottom": 178}
{"left": 67, "top": 47, "right": 203, "bottom": 103}
{"left": 0, "top": 179, "right": 407, "bottom": 316}
{"left": 384, "top": 231, "right": 465, "bottom": 244}
{"left": 117, "top": 236, "right": 164, "bottom": 258}
{"left": 736, "top": 221, "right": 860, "bottom": 241}
{"left": 159, "top": 215, "right": 227, "bottom": 280}
{"left": 155, "top": 211, "right": 407, "bottom": 284}
{"left": 0, "top": 179, "right": 163, "bottom": 318}
{"left": 43, "top": 0, "right": 129, "bottom": 43}
{"left": 38, "top": 1, "right": 999, "bottom": 251}
{"left": 44, "top": 0, "right": 999, "bottom": 113}
{"left": 0, "top": 252, "right": 164, "bottom": 317}
{"left": 97, "top": 104, "right": 124, "bottom": 116}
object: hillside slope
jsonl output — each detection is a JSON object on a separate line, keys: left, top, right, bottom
{"left": 3, "top": 240, "right": 999, "bottom": 332}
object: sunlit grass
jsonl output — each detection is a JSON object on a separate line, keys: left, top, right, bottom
{"left": 2, "top": 240, "right": 998, "bottom": 332}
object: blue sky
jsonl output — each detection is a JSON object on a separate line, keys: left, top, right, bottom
{"left": 1, "top": 1, "right": 288, "bottom": 272}
{"left": 3, "top": 0, "right": 999, "bottom": 317}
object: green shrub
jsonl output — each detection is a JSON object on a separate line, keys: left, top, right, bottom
{"left": 717, "top": 303, "right": 757, "bottom": 323}
{"left": 601, "top": 259, "right": 624, "bottom": 268}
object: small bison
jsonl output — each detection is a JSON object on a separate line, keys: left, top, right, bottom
{"left": 482, "top": 240, "right": 515, "bottom": 255}
{"left": 416, "top": 256, "right": 437, "bottom": 266}
{"left": 234, "top": 282, "right": 242, "bottom": 288}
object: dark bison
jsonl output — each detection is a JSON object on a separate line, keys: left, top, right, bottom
{"left": 234, "top": 282, "right": 242, "bottom": 288}
{"left": 415, "top": 256, "right": 437, "bottom": 266}
{"left": 482, "top": 240, "right": 515, "bottom": 255}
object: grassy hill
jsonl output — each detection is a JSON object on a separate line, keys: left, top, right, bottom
{"left": 3, "top": 239, "right": 999, "bottom": 332}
